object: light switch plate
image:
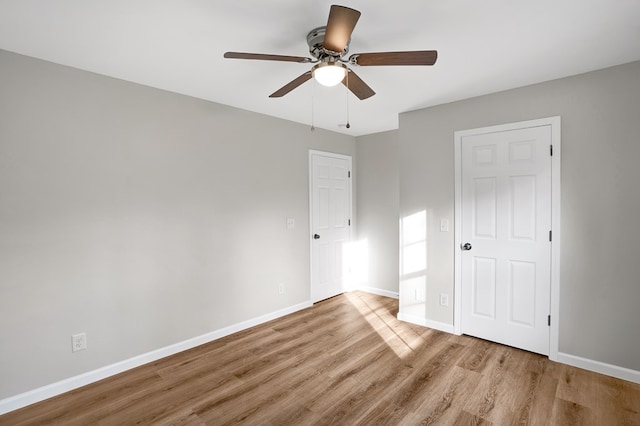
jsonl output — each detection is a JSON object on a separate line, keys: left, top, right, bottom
{"left": 286, "top": 218, "right": 295, "bottom": 229}
{"left": 440, "top": 219, "right": 449, "bottom": 232}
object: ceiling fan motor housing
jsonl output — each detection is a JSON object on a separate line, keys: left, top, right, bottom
{"left": 307, "top": 26, "right": 350, "bottom": 59}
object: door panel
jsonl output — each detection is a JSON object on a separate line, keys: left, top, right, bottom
{"left": 473, "top": 177, "right": 497, "bottom": 239}
{"left": 510, "top": 176, "right": 536, "bottom": 240}
{"left": 509, "top": 260, "right": 536, "bottom": 327}
{"left": 461, "top": 125, "right": 551, "bottom": 355}
{"left": 472, "top": 257, "right": 496, "bottom": 319}
{"left": 318, "top": 187, "right": 330, "bottom": 230}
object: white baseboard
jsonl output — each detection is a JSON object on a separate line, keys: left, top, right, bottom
{"left": 556, "top": 352, "right": 640, "bottom": 385}
{"left": 397, "top": 312, "right": 456, "bottom": 334}
{"left": 0, "top": 301, "right": 312, "bottom": 415}
{"left": 354, "top": 285, "right": 399, "bottom": 299}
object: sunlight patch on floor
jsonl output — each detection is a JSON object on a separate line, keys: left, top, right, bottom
{"left": 345, "top": 292, "right": 426, "bottom": 359}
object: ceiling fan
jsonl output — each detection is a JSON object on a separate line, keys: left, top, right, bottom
{"left": 224, "top": 4, "right": 437, "bottom": 100}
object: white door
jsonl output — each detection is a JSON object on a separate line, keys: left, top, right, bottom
{"left": 310, "top": 151, "right": 352, "bottom": 303}
{"left": 459, "top": 125, "right": 552, "bottom": 355}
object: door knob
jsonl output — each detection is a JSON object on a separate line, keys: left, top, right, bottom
{"left": 313, "top": 234, "right": 320, "bottom": 239}
{"left": 461, "top": 242, "right": 472, "bottom": 251}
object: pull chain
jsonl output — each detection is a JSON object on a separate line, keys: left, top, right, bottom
{"left": 310, "top": 80, "right": 316, "bottom": 132}
{"left": 345, "top": 71, "right": 351, "bottom": 129}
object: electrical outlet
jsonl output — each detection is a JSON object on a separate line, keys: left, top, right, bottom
{"left": 439, "top": 293, "right": 449, "bottom": 307}
{"left": 72, "top": 333, "right": 87, "bottom": 352}
{"left": 286, "top": 218, "right": 295, "bottom": 229}
{"left": 278, "top": 283, "right": 285, "bottom": 294}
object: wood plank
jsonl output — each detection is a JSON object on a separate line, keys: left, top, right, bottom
{"left": 453, "top": 410, "right": 494, "bottom": 425}
{"left": 400, "top": 366, "right": 483, "bottom": 425}
{"left": 461, "top": 345, "right": 531, "bottom": 422}
{"left": 551, "top": 398, "right": 595, "bottom": 424}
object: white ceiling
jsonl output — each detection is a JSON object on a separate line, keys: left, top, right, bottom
{"left": 1, "top": 1, "right": 639, "bottom": 136}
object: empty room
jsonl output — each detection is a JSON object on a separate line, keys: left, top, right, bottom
{"left": 1, "top": 1, "right": 640, "bottom": 424}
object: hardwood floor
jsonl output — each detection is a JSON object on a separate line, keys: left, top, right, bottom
{"left": 2, "top": 291, "right": 639, "bottom": 425}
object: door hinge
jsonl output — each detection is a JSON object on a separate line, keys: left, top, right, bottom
{"left": 548, "top": 315, "right": 551, "bottom": 326}
{"left": 348, "top": 171, "right": 351, "bottom": 178}
{"left": 549, "top": 230, "right": 552, "bottom": 241}
{"left": 550, "top": 145, "right": 553, "bottom": 156}
{"left": 348, "top": 219, "right": 351, "bottom": 226}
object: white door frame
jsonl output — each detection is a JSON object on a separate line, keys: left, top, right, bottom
{"left": 308, "top": 150, "right": 353, "bottom": 302}
{"left": 454, "top": 116, "right": 561, "bottom": 361}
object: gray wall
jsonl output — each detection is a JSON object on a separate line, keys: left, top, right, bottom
{"left": 355, "top": 130, "right": 399, "bottom": 295}
{"left": 0, "top": 49, "right": 356, "bottom": 399}
{"left": 398, "top": 60, "right": 640, "bottom": 371}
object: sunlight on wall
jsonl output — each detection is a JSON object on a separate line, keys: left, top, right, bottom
{"left": 343, "top": 239, "right": 369, "bottom": 289}
{"left": 399, "top": 210, "right": 428, "bottom": 319}
{"left": 401, "top": 211, "right": 427, "bottom": 274}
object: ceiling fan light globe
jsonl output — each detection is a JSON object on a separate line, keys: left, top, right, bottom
{"left": 312, "top": 63, "right": 347, "bottom": 87}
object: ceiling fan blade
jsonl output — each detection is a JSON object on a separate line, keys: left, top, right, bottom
{"left": 224, "top": 52, "right": 312, "bottom": 63}
{"left": 342, "top": 69, "right": 375, "bottom": 100}
{"left": 350, "top": 50, "right": 438, "bottom": 66}
{"left": 269, "top": 71, "right": 313, "bottom": 98}
{"left": 323, "top": 5, "right": 361, "bottom": 53}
